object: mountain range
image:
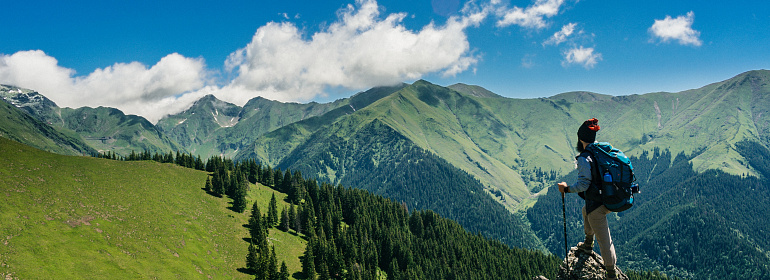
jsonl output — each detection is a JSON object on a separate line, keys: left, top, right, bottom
{"left": 2, "top": 69, "right": 770, "bottom": 279}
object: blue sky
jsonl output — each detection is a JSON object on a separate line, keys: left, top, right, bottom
{"left": 1, "top": 0, "right": 769, "bottom": 122}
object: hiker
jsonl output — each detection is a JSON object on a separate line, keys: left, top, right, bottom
{"left": 557, "top": 118, "right": 618, "bottom": 280}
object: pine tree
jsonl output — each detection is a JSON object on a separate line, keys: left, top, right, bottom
{"left": 268, "top": 193, "right": 279, "bottom": 227}
{"left": 282, "top": 169, "right": 292, "bottom": 193}
{"left": 279, "top": 207, "right": 290, "bottom": 232}
{"left": 204, "top": 176, "right": 213, "bottom": 193}
{"left": 212, "top": 168, "right": 225, "bottom": 197}
{"left": 295, "top": 204, "right": 303, "bottom": 234}
{"left": 279, "top": 262, "right": 289, "bottom": 280}
{"left": 302, "top": 240, "right": 317, "bottom": 280}
{"left": 246, "top": 241, "right": 259, "bottom": 272}
{"left": 273, "top": 167, "right": 283, "bottom": 190}
{"left": 288, "top": 204, "right": 297, "bottom": 232}
{"left": 268, "top": 246, "right": 278, "bottom": 280}
{"left": 250, "top": 202, "right": 269, "bottom": 244}
{"left": 318, "top": 262, "right": 330, "bottom": 280}
{"left": 263, "top": 165, "right": 273, "bottom": 187}
{"left": 232, "top": 173, "right": 248, "bottom": 213}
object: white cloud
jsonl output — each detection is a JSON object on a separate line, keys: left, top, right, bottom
{"left": 2, "top": 0, "right": 590, "bottom": 122}
{"left": 495, "top": 0, "right": 565, "bottom": 29}
{"left": 0, "top": 50, "right": 208, "bottom": 123}
{"left": 649, "top": 11, "right": 702, "bottom": 46}
{"left": 222, "top": 0, "right": 480, "bottom": 104}
{"left": 543, "top": 22, "right": 576, "bottom": 46}
{"left": 562, "top": 46, "right": 601, "bottom": 69}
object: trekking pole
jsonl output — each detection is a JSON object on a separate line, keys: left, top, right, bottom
{"left": 562, "top": 191, "right": 568, "bottom": 259}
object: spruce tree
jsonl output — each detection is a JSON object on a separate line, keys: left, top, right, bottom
{"left": 279, "top": 262, "right": 289, "bottom": 280}
{"left": 246, "top": 241, "right": 259, "bottom": 272}
{"left": 294, "top": 204, "right": 303, "bottom": 234}
{"left": 273, "top": 167, "right": 283, "bottom": 190}
{"left": 279, "top": 207, "right": 290, "bottom": 232}
{"left": 212, "top": 168, "right": 225, "bottom": 197}
{"left": 204, "top": 176, "right": 213, "bottom": 193}
{"left": 249, "top": 202, "right": 269, "bottom": 244}
{"left": 268, "top": 246, "right": 278, "bottom": 280}
{"left": 288, "top": 204, "right": 297, "bottom": 232}
{"left": 282, "top": 169, "right": 292, "bottom": 193}
{"left": 232, "top": 173, "right": 248, "bottom": 213}
{"left": 268, "top": 193, "right": 279, "bottom": 227}
{"left": 318, "top": 262, "right": 330, "bottom": 280}
{"left": 263, "top": 165, "right": 273, "bottom": 187}
{"left": 302, "top": 240, "right": 316, "bottom": 280}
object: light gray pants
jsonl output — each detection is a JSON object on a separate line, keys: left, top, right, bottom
{"left": 582, "top": 205, "right": 616, "bottom": 268}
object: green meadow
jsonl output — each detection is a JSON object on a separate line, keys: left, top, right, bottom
{"left": 0, "top": 137, "right": 305, "bottom": 279}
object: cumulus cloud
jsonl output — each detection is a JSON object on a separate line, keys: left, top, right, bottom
{"left": 649, "top": 11, "right": 702, "bottom": 46}
{"left": 543, "top": 22, "right": 577, "bottom": 46}
{"left": 2, "top": 0, "right": 590, "bottom": 122}
{"left": 221, "top": 0, "right": 480, "bottom": 104}
{"left": 0, "top": 50, "right": 208, "bottom": 122}
{"left": 495, "top": 0, "right": 565, "bottom": 29}
{"left": 562, "top": 46, "right": 601, "bottom": 69}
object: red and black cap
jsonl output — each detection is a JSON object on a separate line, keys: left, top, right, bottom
{"left": 577, "top": 118, "right": 600, "bottom": 143}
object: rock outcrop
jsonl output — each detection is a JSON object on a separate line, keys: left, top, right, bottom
{"left": 533, "top": 246, "right": 628, "bottom": 280}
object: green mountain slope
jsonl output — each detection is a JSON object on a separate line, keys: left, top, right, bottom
{"left": 280, "top": 118, "right": 543, "bottom": 248}
{"left": 156, "top": 92, "right": 359, "bottom": 159}
{"left": 1, "top": 85, "right": 184, "bottom": 156}
{"left": 0, "top": 137, "right": 311, "bottom": 279}
{"left": 0, "top": 137, "right": 244, "bottom": 278}
{"left": 545, "top": 70, "right": 770, "bottom": 176}
{"left": 0, "top": 94, "right": 95, "bottom": 156}
{"left": 58, "top": 106, "right": 184, "bottom": 155}
{"left": 234, "top": 82, "right": 547, "bottom": 248}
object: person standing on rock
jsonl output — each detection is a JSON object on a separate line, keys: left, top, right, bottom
{"left": 557, "top": 118, "right": 618, "bottom": 280}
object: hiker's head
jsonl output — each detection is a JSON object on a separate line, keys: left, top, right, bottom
{"left": 576, "top": 118, "right": 600, "bottom": 152}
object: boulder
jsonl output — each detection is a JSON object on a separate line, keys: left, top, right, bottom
{"left": 532, "top": 246, "right": 628, "bottom": 280}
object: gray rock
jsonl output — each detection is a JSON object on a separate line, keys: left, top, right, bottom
{"left": 532, "top": 246, "right": 628, "bottom": 280}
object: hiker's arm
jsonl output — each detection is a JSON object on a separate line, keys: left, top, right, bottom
{"left": 568, "top": 157, "right": 593, "bottom": 193}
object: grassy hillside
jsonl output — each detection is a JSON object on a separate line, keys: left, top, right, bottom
{"left": 0, "top": 97, "right": 96, "bottom": 156}
{"left": 0, "top": 137, "right": 305, "bottom": 279}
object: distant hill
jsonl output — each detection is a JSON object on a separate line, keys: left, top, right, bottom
{"left": 1, "top": 85, "right": 183, "bottom": 156}
{"left": 0, "top": 88, "right": 95, "bottom": 156}
{"left": 156, "top": 90, "right": 368, "bottom": 159}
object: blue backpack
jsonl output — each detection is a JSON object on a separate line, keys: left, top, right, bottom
{"left": 585, "top": 142, "right": 640, "bottom": 212}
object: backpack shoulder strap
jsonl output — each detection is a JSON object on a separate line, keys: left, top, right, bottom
{"left": 577, "top": 150, "right": 601, "bottom": 187}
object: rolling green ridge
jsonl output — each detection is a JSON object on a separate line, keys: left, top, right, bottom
{"left": 0, "top": 94, "right": 96, "bottom": 156}
{"left": 0, "top": 137, "right": 307, "bottom": 279}
{"left": 1, "top": 85, "right": 183, "bottom": 156}
{"left": 237, "top": 71, "right": 770, "bottom": 212}
{"left": 57, "top": 106, "right": 184, "bottom": 155}
{"left": 157, "top": 92, "right": 355, "bottom": 159}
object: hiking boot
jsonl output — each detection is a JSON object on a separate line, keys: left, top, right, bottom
{"left": 606, "top": 266, "right": 617, "bottom": 280}
{"left": 576, "top": 241, "right": 593, "bottom": 253}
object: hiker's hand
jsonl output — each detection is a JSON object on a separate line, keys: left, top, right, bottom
{"left": 557, "top": 182, "right": 568, "bottom": 193}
